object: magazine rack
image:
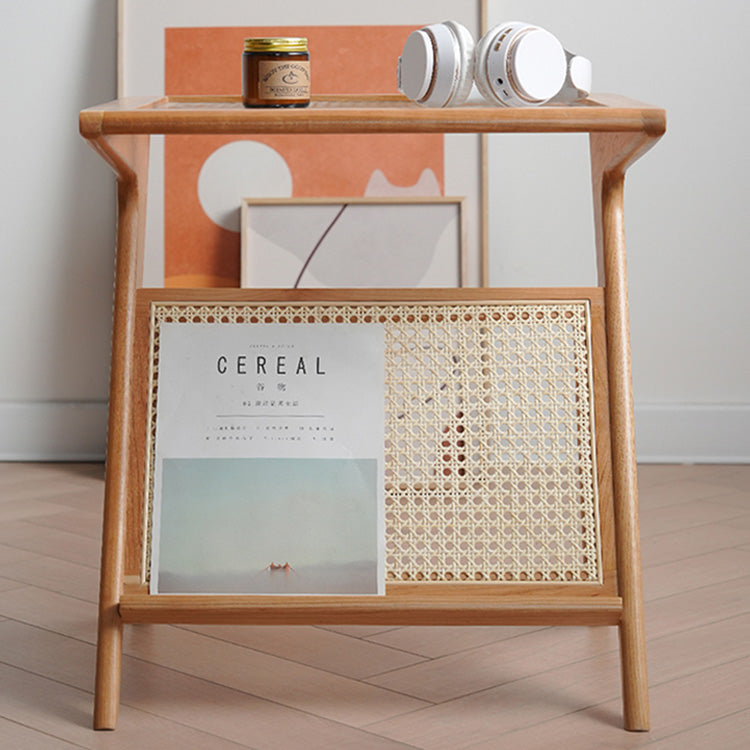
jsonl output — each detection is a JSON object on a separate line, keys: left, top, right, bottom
{"left": 79, "top": 94, "right": 665, "bottom": 731}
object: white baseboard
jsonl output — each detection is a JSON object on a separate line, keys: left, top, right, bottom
{"left": 0, "top": 401, "right": 747, "bottom": 464}
{"left": 634, "top": 403, "right": 750, "bottom": 464}
{"left": 0, "top": 401, "right": 107, "bottom": 461}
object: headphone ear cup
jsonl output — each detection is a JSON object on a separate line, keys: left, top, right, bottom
{"left": 475, "top": 22, "right": 567, "bottom": 107}
{"left": 398, "top": 21, "right": 476, "bottom": 107}
{"left": 442, "top": 20, "right": 475, "bottom": 106}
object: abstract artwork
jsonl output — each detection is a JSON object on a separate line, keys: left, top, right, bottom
{"left": 241, "top": 198, "right": 466, "bottom": 288}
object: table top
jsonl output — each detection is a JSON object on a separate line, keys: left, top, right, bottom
{"left": 80, "top": 94, "right": 666, "bottom": 138}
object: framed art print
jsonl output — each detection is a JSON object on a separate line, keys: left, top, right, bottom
{"left": 118, "top": 0, "right": 484, "bottom": 288}
{"left": 240, "top": 197, "right": 466, "bottom": 288}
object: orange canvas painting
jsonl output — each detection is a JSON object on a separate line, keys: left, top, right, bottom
{"left": 164, "top": 26, "right": 445, "bottom": 287}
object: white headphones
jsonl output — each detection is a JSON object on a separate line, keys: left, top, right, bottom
{"left": 398, "top": 20, "right": 592, "bottom": 107}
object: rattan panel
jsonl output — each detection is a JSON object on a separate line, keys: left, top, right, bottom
{"left": 146, "top": 300, "right": 601, "bottom": 584}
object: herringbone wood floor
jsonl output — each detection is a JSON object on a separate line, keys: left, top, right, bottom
{"left": 0, "top": 462, "right": 748, "bottom": 748}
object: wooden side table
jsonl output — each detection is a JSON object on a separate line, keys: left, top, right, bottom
{"left": 80, "top": 94, "right": 665, "bottom": 731}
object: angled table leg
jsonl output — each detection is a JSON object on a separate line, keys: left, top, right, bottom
{"left": 591, "top": 127, "right": 663, "bottom": 731}
{"left": 85, "top": 132, "right": 150, "bottom": 730}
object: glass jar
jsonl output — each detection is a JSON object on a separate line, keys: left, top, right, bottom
{"left": 242, "top": 37, "right": 311, "bottom": 108}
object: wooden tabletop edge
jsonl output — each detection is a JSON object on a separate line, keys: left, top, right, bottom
{"left": 78, "top": 93, "right": 666, "bottom": 137}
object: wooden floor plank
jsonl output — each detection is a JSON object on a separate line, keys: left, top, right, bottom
{"left": 701, "top": 487, "right": 750, "bottom": 508}
{"left": 0, "top": 521, "right": 100, "bottom": 568}
{"left": 726, "top": 515, "right": 750, "bottom": 530}
{"left": 0, "top": 543, "right": 39, "bottom": 566}
{"left": 464, "top": 658, "right": 750, "bottom": 749}
{"left": 178, "top": 623, "right": 428, "bottom": 679}
{"left": 643, "top": 575, "right": 750, "bottom": 641}
{"left": 0, "top": 464, "right": 103, "bottom": 502}
{"left": 647, "top": 708, "right": 750, "bottom": 750}
{"left": 0, "top": 662, "right": 257, "bottom": 749}
{"left": 0, "top": 716, "right": 82, "bottom": 750}
{"left": 0, "top": 620, "right": 419, "bottom": 750}
{"left": 363, "top": 624, "right": 548, "bottom": 659}
{"left": 639, "top": 499, "right": 747, "bottom": 539}
{"left": 636, "top": 464, "right": 730, "bottom": 489}
{"left": 646, "top": 614, "right": 750, "bottom": 684}
{"left": 122, "top": 623, "right": 431, "bottom": 727}
{"left": 366, "top": 649, "right": 625, "bottom": 749}
{"left": 0, "top": 585, "right": 98, "bottom": 643}
{"left": 0, "top": 577, "right": 26, "bottom": 594}
{"left": 694, "top": 465, "right": 750, "bottom": 493}
{"left": 0, "top": 499, "right": 71, "bottom": 523}
{"left": 367, "top": 614, "right": 750, "bottom": 747}
{"left": 638, "top": 478, "right": 744, "bottom": 509}
{"left": 640, "top": 521, "right": 750, "bottom": 568}
{"left": 643, "top": 548, "right": 750, "bottom": 602}
{"left": 364, "top": 626, "right": 618, "bottom": 703}
{"left": 0, "top": 556, "right": 99, "bottom": 602}
{"left": 317, "top": 624, "right": 401, "bottom": 638}
{"left": 27, "top": 508, "right": 103, "bottom": 540}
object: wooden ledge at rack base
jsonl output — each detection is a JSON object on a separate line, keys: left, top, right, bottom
{"left": 119, "top": 583, "right": 623, "bottom": 627}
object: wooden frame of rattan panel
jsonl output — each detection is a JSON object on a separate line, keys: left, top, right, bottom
{"left": 80, "top": 94, "right": 665, "bottom": 732}
{"left": 134, "top": 288, "right": 616, "bottom": 591}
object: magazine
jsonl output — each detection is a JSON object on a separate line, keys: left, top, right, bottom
{"left": 148, "top": 319, "right": 385, "bottom": 595}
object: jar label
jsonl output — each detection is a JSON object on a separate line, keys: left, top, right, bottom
{"left": 258, "top": 60, "right": 311, "bottom": 100}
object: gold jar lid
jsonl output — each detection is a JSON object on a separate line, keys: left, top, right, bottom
{"left": 243, "top": 37, "right": 308, "bottom": 53}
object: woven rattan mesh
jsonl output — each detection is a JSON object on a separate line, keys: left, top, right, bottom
{"left": 146, "top": 300, "right": 601, "bottom": 584}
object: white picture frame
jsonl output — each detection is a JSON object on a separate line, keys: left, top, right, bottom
{"left": 240, "top": 197, "right": 466, "bottom": 288}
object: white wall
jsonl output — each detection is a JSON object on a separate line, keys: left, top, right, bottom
{"left": 0, "top": 0, "right": 117, "bottom": 459}
{"left": 0, "top": 1, "right": 747, "bottom": 462}
{"left": 487, "top": 0, "right": 750, "bottom": 462}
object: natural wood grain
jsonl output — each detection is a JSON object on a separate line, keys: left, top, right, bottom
{"left": 119, "top": 586, "right": 624, "bottom": 626}
{"left": 590, "top": 128, "right": 664, "bottom": 731}
{"left": 89, "top": 129, "right": 151, "bottom": 731}
{"left": 79, "top": 94, "right": 666, "bottom": 137}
